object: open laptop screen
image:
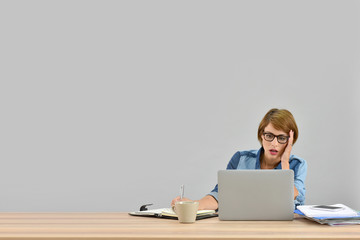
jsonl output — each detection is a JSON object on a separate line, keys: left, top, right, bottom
{"left": 218, "top": 170, "right": 294, "bottom": 221}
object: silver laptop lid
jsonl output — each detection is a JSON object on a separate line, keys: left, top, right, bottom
{"left": 218, "top": 170, "right": 294, "bottom": 221}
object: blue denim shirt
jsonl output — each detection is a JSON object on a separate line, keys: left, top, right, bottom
{"left": 208, "top": 148, "right": 307, "bottom": 207}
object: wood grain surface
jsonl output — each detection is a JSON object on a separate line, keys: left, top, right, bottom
{"left": 0, "top": 213, "right": 359, "bottom": 239}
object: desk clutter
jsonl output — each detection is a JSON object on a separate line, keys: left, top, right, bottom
{"left": 295, "top": 204, "right": 360, "bottom": 226}
{"left": 128, "top": 204, "right": 218, "bottom": 220}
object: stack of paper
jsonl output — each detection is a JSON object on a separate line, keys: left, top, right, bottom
{"left": 296, "top": 204, "right": 360, "bottom": 226}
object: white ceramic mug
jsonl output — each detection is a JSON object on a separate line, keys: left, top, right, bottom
{"left": 174, "top": 201, "right": 199, "bottom": 223}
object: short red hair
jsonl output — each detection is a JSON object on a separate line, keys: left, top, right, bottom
{"left": 257, "top": 108, "right": 299, "bottom": 145}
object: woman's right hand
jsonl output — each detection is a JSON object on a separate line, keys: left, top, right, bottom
{"left": 171, "top": 195, "right": 218, "bottom": 210}
{"left": 171, "top": 196, "right": 193, "bottom": 208}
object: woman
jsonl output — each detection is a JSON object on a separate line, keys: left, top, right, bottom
{"left": 171, "top": 108, "right": 307, "bottom": 210}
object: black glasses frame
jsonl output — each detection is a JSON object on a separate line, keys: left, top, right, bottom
{"left": 262, "top": 132, "right": 289, "bottom": 144}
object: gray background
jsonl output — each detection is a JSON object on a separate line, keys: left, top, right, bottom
{"left": 0, "top": 0, "right": 359, "bottom": 212}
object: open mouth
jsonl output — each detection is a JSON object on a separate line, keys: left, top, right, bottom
{"left": 269, "top": 149, "right": 278, "bottom": 155}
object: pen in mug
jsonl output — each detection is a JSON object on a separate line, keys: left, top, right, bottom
{"left": 180, "top": 184, "right": 184, "bottom": 200}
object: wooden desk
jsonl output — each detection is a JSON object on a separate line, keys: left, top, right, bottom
{"left": 0, "top": 213, "right": 360, "bottom": 239}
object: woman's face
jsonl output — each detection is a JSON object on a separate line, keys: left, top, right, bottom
{"left": 261, "top": 123, "right": 289, "bottom": 162}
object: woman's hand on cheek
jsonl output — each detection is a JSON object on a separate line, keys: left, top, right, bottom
{"left": 281, "top": 130, "right": 294, "bottom": 169}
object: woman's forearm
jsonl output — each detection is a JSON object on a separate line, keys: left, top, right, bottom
{"left": 294, "top": 186, "right": 299, "bottom": 200}
{"left": 197, "top": 195, "right": 218, "bottom": 210}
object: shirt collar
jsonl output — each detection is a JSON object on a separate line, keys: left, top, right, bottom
{"left": 256, "top": 147, "right": 282, "bottom": 169}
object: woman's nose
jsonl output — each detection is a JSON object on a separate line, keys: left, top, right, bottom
{"left": 271, "top": 138, "right": 278, "bottom": 146}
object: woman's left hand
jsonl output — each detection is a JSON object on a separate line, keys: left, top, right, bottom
{"left": 281, "top": 130, "right": 294, "bottom": 169}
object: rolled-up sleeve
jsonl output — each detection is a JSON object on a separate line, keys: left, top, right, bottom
{"left": 208, "top": 184, "right": 219, "bottom": 201}
{"left": 294, "top": 159, "right": 307, "bottom": 206}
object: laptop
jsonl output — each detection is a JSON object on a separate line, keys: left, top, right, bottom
{"left": 218, "top": 170, "right": 294, "bottom": 221}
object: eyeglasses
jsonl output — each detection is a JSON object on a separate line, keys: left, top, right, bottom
{"left": 262, "top": 132, "right": 289, "bottom": 144}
